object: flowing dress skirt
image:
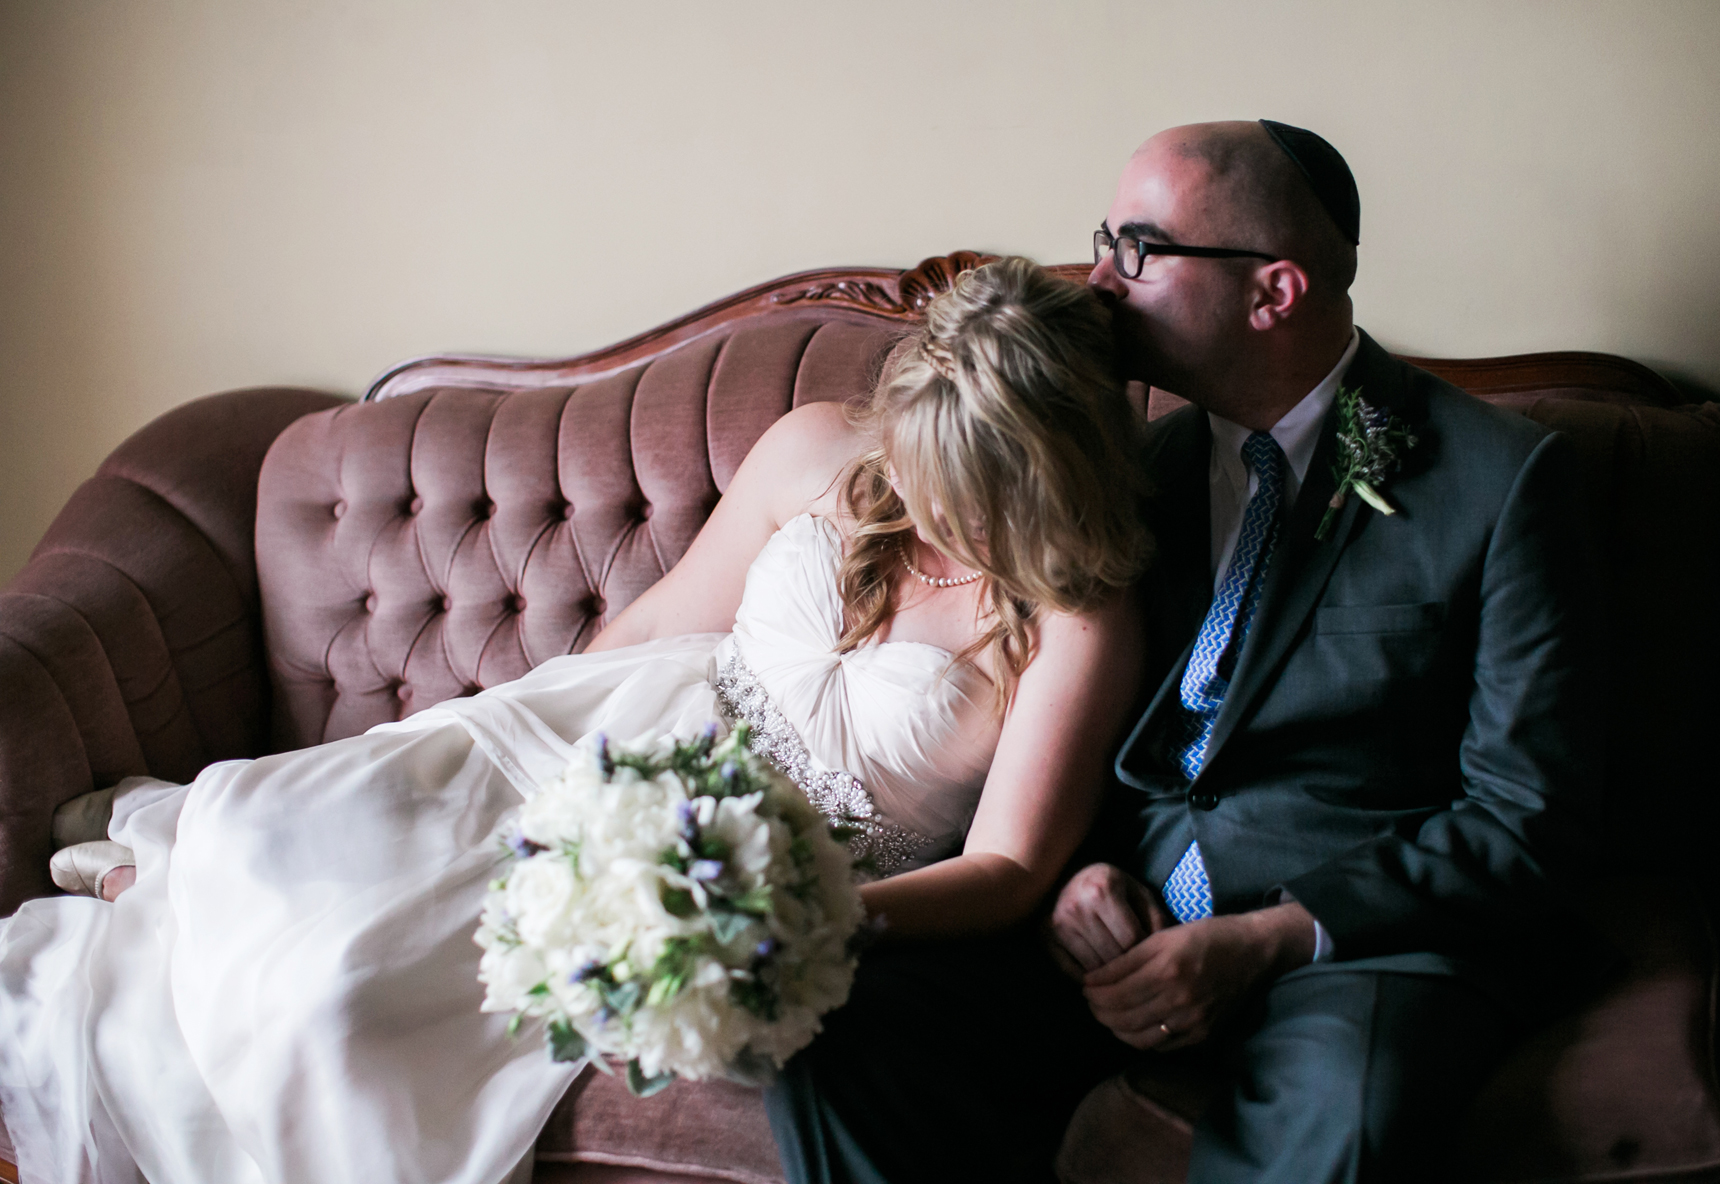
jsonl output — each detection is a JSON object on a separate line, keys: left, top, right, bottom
{"left": 0, "top": 635, "right": 728, "bottom": 1184}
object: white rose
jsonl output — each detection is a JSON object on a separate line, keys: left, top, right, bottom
{"left": 507, "top": 855, "right": 580, "bottom": 947}
{"left": 478, "top": 943, "right": 547, "bottom": 1013}
{"left": 519, "top": 788, "right": 584, "bottom": 847}
{"left": 707, "top": 793, "right": 775, "bottom": 881}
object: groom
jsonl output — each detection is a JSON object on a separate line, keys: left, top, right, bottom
{"left": 767, "top": 121, "right": 1601, "bottom": 1183}
{"left": 1047, "top": 120, "right": 1603, "bottom": 1180}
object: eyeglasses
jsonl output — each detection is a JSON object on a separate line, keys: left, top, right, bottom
{"left": 1094, "top": 226, "right": 1278, "bottom": 280}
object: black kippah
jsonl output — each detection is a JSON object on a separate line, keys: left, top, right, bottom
{"left": 1259, "top": 119, "right": 1360, "bottom": 246}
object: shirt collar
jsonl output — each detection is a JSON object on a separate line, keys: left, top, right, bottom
{"left": 1208, "top": 328, "right": 1360, "bottom": 488}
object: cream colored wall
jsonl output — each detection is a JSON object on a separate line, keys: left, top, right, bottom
{"left": 2, "top": 0, "right": 1718, "bottom": 582}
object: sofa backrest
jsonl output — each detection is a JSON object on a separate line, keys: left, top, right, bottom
{"left": 257, "top": 310, "right": 899, "bottom": 748}
{"left": 257, "top": 252, "right": 1000, "bottom": 749}
{"left": 255, "top": 252, "right": 1718, "bottom": 888}
{"left": 1521, "top": 397, "right": 1720, "bottom": 887}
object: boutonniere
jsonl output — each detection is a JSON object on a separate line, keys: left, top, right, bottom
{"left": 1315, "top": 386, "right": 1419, "bottom": 541}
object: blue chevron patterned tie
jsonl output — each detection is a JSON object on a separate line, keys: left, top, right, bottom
{"left": 1163, "top": 431, "right": 1287, "bottom": 923}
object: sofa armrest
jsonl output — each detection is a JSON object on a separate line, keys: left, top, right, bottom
{"left": 0, "top": 387, "right": 346, "bottom": 914}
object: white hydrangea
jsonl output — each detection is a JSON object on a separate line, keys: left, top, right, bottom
{"left": 474, "top": 726, "right": 865, "bottom": 1091}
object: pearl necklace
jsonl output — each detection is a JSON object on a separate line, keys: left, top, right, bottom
{"left": 895, "top": 537, "right": 983, "bottom": 589}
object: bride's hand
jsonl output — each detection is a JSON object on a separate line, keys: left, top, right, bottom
{"left": 1045, "top": 862, "right": 1172, "bottom": 979}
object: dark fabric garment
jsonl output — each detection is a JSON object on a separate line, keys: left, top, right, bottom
{"left": 1258, "top": 121, "right": 1361, "bottom": 245}
{"left": 1108, "top": 332, "right": 1607, "bottom": 1002}
{"left": 765, "top": 929, "right": 1129, "bottom": 1184}
{"left": 764, "top": 946, "right": 1515, "bottom": 1184}
{"left": 1189, "top": 965, "right": 1513, "bottom": 1184}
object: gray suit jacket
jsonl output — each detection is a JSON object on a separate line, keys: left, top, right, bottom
{"left": 1109, "top": 330, "right": 1603, "bottom": 991}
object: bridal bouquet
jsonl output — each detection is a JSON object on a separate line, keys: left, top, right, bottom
{"left": 474, "top": 724, "right": 865, "bottom": 1095}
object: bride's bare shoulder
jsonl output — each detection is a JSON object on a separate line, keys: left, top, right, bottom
{"left": 763, "top": 400, "right": 864, "bottom": 453}
{"left": 733, "top": 401, "right": 870, "bottom": 522}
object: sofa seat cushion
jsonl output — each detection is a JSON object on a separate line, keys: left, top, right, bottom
{"left": 535, "top": 1067, "right": 783, "bottom": 1184}
{"left": 1454, "top": 874, "right": 1720, "bottom": 1182}
{"left": 1057, "top": 874, "right": 1720, "bottom": 1184}
{"left": 1055, "top": 1068, "right": 1204, "bottom": 1184}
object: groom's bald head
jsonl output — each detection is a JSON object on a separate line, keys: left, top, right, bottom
{"left": 1135, "top": 121, "right": 1357, "bottom": 296}
{"left": 1093, "top": 120, "right": 1359, "bottom": 422}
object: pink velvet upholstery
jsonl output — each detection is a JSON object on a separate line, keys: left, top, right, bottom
{"left": 0, "top": 387, "right": 343, "bottom": 912}
{"left": 256, "top": 316, "right": 895, "bottom": 751}
{"left": 536, "top": 1070, "right": 782, "bottom": 1184}
{"left": 1, "top": 256, "right": 1716, "bottom": 1183}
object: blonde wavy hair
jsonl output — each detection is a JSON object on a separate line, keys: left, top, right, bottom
{"left": 836, "top": 256, "right": 1153, "bottom": 710}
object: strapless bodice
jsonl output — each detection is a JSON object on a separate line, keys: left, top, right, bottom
{"left": 715, "top": 514, "right": 1000, "bottom": 873}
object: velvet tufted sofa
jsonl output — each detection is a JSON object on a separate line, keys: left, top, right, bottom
{"left": 2, "top": 253, "right": 1719, "bottom": 1184}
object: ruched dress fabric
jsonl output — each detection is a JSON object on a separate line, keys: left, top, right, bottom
{"left": 0, "top": 513, "right": 999, "bottom": 1184}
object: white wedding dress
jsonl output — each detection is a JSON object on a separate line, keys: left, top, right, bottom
{"left": 0, "top": 514, "right": 1001, "bottom": 1184}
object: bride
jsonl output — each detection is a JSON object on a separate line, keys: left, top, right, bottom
{"left": 1, "top": 257, "right": 1149, "bottom": 1184}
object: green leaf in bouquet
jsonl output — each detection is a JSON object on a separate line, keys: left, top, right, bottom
{"left": 645, "top": 973, "right": 688, "bottom": 1008}
{"left": 785, "top": 874, "right": 824, "bottom": 903}
{"left": 789, "top": 835, "right": 815, "bottom": 869}
{"left": 694, "top": 835, "right": 731, "bottom": 862}
{"left": 612, "top": 979, "right": 643, "bottom": 1015}
{"left": 506, "top": 1013, "right": 525, "bottom": 1038}
{"left": 729, "top": 886, "right": 775, "bottom": 917}
{"left": 660, "top": 885, "right": 699, "bottom": 918}
{"left": 611, "top": 751, "right": 659, "bottom": 778}
{"left": 658, "top": 846, "right": 690, "bottom": 874}
{"left": 625, "top": 1059, "right": 676, "bottom": 1098}
{"left": 729, "top": 976, "right": 781, "bottom": 1022}
{"left": 708, "top": 907, "right": 756, "bottom": 945}
{"left": 596, "top": 977, "right": 643, "bottom": 1018}
{"left": 525, "top": 982, "right": 551, "bottom": 998}
{"left": 547, "top": 1019, "right": 588, "bottom": 1063}
{"left": 653, "top": 935, "right": 696, "bottom": 967}
{"left": 646, "top": 936, "right": 696, "bottom": 1005}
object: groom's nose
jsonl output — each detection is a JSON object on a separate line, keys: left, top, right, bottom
{"left": 1088, "top": 259, "right": 1124, "bottom": 303}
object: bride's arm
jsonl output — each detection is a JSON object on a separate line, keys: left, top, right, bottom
{"left": 585, "top": 402, "right": 860, "bottom": 652}
{"left": 858, "top": 593, "right": 1144, "bottom": 937}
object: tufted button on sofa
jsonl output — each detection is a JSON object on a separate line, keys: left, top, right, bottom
{"left": 255, "top": 307, "right": 897, "bottom": 752}
{"left": 2, "top": 253, "right": 1719, "bottom": 1184}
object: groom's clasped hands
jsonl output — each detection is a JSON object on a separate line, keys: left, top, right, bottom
{"left": 1048, "top": 863, "right": 1316, "bottom": 1051}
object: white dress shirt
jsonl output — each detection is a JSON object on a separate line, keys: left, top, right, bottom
{"left": 1201, "top": 329, "right": 1359, "bottom": 962}
{"left": 1207, "top": 329, "right": 1361, "bottom": 589}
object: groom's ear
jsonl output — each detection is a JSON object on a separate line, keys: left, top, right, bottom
{"left": 1245, "top": 259, "right": 1311, "bottom": 331}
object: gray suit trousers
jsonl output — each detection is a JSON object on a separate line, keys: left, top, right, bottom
{"left": 1189, "top": 964, "right": 1511, "bottom": 1184}
{"left": 765, "top": 935, "right": 1514, "bottom": 1184}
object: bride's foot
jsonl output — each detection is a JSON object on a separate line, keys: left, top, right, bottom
{"left": 49, "top": 841, "right": 136, "bottom": 900}
{"left": 51, "top": 785, "right": 118, "bottom": 849}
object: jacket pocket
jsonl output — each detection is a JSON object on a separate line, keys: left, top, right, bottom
{"left": 1313, "top": 601, "right": 1445, "bottom": 636}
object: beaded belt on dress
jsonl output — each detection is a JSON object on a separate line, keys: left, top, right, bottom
{"left": 712, "top": 651, "right": 937, "bottom": 878}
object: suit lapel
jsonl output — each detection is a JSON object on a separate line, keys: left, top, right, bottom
{"left": 1194, "top": 333, "right": 1405, "bottom": 773}
{"left": 1114, "top": 407, "right": 1212, "bottom": 789}
{"left": 1144, "top": 408, "right": 1215, "bottom": 651}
